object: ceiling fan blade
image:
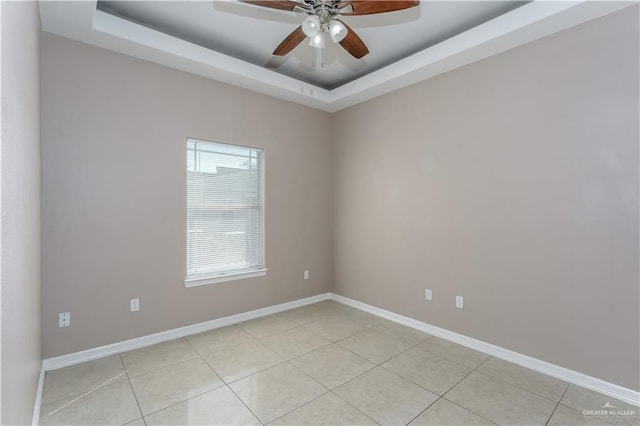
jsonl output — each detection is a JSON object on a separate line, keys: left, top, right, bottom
{"left": 338, "top": 0, "right": 419, "bottom": 15}
{"left": 273, "top": 25, "right": 306, "bottom": 56}
{"left": 336, "top": 20, "right": 369, "bottom": 59}
{"left": 239, "top": 1, "right": 298, "bottom": 11}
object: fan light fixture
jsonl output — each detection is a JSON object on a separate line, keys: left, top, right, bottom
{"left": 309, "top": 32, "right": 325, "bottom": 49}
{"left": 241, "top": 0, "right": 421, "bottom": 59}
{"left": 301, "top": 14, "right": 347, "bottom": 49}
{"left": 329, "top": 20, "right": 347, "bottom": 42}
{"left": 301, "top": 15, "right": 321, "bottom": 37}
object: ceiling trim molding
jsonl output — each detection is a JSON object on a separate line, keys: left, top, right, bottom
{"left": 39, "top": 1, "right": 635, "bottom": 113}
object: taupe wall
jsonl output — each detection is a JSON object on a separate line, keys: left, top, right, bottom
{"left": 1, "top": 1, "right": 42, "bottom": 424}
{"left": 41, "top": 34, "right": 333, "bottom": 358}
{"left": 333, "top": 7, "right": 639, "bottom": 391}
{"left": 41, "top": 6, "right": 639, "bottom": 391}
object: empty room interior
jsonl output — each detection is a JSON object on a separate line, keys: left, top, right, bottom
{"left": 1, "top": 0, "right": 639, "bottom": 425}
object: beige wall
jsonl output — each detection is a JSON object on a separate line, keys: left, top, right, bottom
{"left": 333, "top": 7, "right": 639, "bottom": 391}
{"left": 41, "top": 34, "right": 333, "bottom": 358}
{"left": 41, "top": 6, "right": 639, "bottom": 392}
{"left": 1, "top": 1, "right": 42, "bottom": 424}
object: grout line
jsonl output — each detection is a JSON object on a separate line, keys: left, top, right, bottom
{"left": 262, "top": 324, "right": 383, "bottom": 425}
{"left": 226, "top": 383, "right": 267, "bottom": 425}
{"left": 236, "top": 314, "right": 300, "bottom": 339}
{"left": 474, "top": 357, "right": 571, "bottom": 403}
{"left": 328, "top": 333, "right": 436, "bottom": 425}
{"left": 329, "top": 390, "right": 383, "bottom": 425}
{"left": 181, "top": 333, "right": 206, "bottom": 360}
{"left": 265, "top": 388, "right": 333, "bottom": 425}
{"left": 187, "top": 333, "right": 260, "bottom": 359}
{"left": 139, "top": 386, "right": 225, "bottom": 419}
{"left": 441, "top": 397, "right": 500, "bottom": 426}
{"left": 139, "top": 308, "right": 573, "bottom": 426}
{"left": 286, "top": 359, "right": 331, "bottom": 392}
{"left": 187, "top": 332, "right": 289, "bottom": 386}
{"left": 120, "top": 337, "right": 202, "bottom": 379}
{"left": 119, "top": 353, "right": 146, "bottom": 424}
{"left": 404, "top": 396, "right": 440, "bottom": 425}
{"left": 133, "top": 337, "right": 262, "bottom": 423}
{"left": 211, "top": 358, "right": 291, "bottom": 387}
{"left": 545, "top": 385, "right": 570, "bottom": 426}
{"left": 127, "top": 339, "right": 247, "bottom": 421}
{"left": 304, "top": 328, "right": 436, "bottom": 425}
{"left": 550, "top": 387, "right": 627, "bottom": 426}
{"left": 431, "top": 351, "right": 498, "bottom": 424}
{"left": 48, "top": 301, "right": 616, "bottom": 426}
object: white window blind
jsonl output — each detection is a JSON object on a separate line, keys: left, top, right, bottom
{"left": 186, "top": 139, "right": 264, "bottom": 283}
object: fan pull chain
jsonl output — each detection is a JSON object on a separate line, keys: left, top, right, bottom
{"left": 315, "top": 49, "right": 324, "bottom": 70}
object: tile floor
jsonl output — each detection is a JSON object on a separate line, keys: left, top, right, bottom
{"left": 39, "top": 300, "right": 638, "bottom": 426}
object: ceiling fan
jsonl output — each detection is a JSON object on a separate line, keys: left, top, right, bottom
{"left": 239, "top": 0, "right": 420, "bottom": 59}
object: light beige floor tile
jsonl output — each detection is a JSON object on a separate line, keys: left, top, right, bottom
{"left": 124, "top": 418, "right": 146, "bottom": 426}
{"left": 374, "top": 321, "right": 432, "bottom": 346}
{"left": 291, "top": 344, "right": 376, "bottom": 389}
{"left": 280, "top": 306, "right": 335, "bottom": 325}
{"left": 121, "top": 339, "right": 199, "bottom": 377}
{"left": 547, "top": 404, "right": 610, "bottom": 426}
{"left": 323, "top": 306, "right": 361, "bottom": 317}
{"left": 303, "top": 315, "right": 368, "bottom": 341}
{"left": 203, "top": 339, "right": 284, "bottom": 383}
{"left": 478, "top": 357, "right": 568, "bottom": 402}
{"left": 340, "top": 309, "right": 388, "bottom": 328}
{"left": 260, "top": 326, "right": 331, "bottom": 359}
{"left": 419, "top": 337, "right": 489, "bottom": 368}
{"left": 561, "top": 385, "right": 639, "bottom": 426}
{"left": 42, "top": 355, "right": 127, "bottom": 403}
{"left": 184, "top": 325, "right": 254, "bottom": 356}
{"left": 40, "top": 379, "right": 141, "bottom": 425}
{"left": 230, "top": 362, "right": 328, "bottom": 424}
{"left": 445, "top": 371, "right": 556, "bottom": 425}
{"left": 130, "top": 357, "right": 224, "bottom": 415}
{"left": 383, "top": 347, "right": 473, "bottom": 395}
{"left": 270, "top": 392, "right": 377, "bottom": 425}
{"left": 310, "top": 300, "right": 342, "bottom": 309}
{"left": 410, "top": 398, "right": 495, "bottom": 425}
{"left": 238, "top": 314, "right": 298, "bottom": 338}
{"left": 338, "top": 329, "right": 411, "bottom": 364}
{"left": 313, "top": 301, "right": 357, "bottom": 316}
{"left": 144, "top": 386, "right": 261, "bottom": 426}
{"left": 334, "top": 367, "right": 439, "bottom": 426}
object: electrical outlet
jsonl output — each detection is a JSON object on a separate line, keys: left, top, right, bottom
{"left": 59, "top": 312, "right": 70, "bottom": 328}
{"left": 304, "top": 270, "right": 309, "bottom": 280}
{"left": 130, "top": 298, "right": 140, "bottom": 312}
{"left": 425, "top": 289, "right": 433, "bottom": 300}
{"left": 456, "top": 296, "right": 464, "bottom": 309}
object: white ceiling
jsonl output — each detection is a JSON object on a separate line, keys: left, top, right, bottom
{"left": 97, "top": 1, "right": 526, "bottom": 89}
{"left": 39, "top": 1, "right": 635, "bottom": 112}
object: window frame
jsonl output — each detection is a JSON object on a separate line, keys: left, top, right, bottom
{"left": 184, "top": 137, "right": 267, "bottom": 288}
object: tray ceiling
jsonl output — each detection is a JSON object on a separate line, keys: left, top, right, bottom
{"left": 39, "top": 1, "right": 635, "bottom": 112}
{"left": 97, "top": 1, "right": 526, "bottom": 89}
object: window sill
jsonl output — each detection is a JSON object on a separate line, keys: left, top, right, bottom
{"left": 185, "top": 269, "right": 268, "bottom": 287}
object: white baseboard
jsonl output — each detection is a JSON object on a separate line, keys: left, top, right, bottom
{"left": 42, "top": 292, "right": 331, "bottom": 371}
{"left": 32, "top": 362, "right": 45, "bottom": 426}
{"left": 330, "top": 293, "right": 640, "bottom": 407}
{"left": 38, "top": 289, "right": 638, "bottom": 414}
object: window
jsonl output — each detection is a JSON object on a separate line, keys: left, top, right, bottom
{"left": 185, "top": 138, "right": 265, "bottom": 286}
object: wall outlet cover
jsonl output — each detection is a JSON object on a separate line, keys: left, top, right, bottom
{"left": 58, "top": 312, "right": 70, "bottom": 327}
{"left": 130, "top": 298, "right": 140, "bottom": 312}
